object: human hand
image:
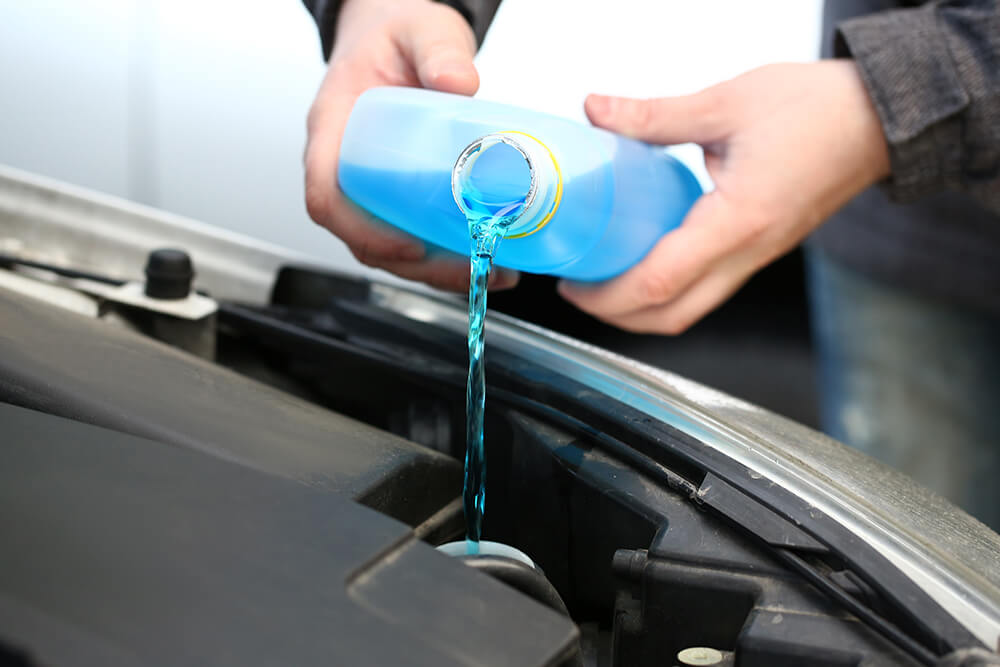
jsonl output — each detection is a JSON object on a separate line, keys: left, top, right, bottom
{"left": 304, "top": 0, "right": 519, "bottom": 291}
{"left": 558, "top": 61, "right": 890, "bottom": 334}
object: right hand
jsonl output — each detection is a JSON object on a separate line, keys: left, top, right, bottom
{"left": 559, "top": 62, "right": 890, "bottom": 334}
{"left": 304, "top": 0, "right": 520, "bottom": 292}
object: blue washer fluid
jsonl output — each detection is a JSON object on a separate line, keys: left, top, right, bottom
{"left": 338, "top": 87, "right": 703, "bottom": 282}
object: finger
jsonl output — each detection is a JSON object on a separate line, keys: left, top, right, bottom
{"left": 370, "top": 256, "right": 520, "bottom": 293}
{"left": 601, "top": 255, "right": 757, "bottom": 335}
{"left": 396, "top": 6, "right": 479, "bottom": 94}
{"left": 489, "top": 268, "right": 521, "bottom": 291}
{"left": 585, "top": 88, "right": 729, "bottom": 146}
{"left": 305, "top": 87, "right": 425, "bottom": 262}
{"left": 557, "top": 193, "right": 739, "bottom": 318}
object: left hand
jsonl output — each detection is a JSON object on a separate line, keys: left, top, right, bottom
{"left": 558, "top": 61, "right": 890, "bottom": 334}
{"left": 304, "top": 0, "right": 519, "bottom": 292}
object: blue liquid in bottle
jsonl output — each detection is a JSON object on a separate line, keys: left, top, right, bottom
{"left": 338, "top": 87, "right": 702, "bottom": 282}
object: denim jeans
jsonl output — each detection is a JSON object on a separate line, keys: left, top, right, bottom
{"left": 807, "top": 249, "right": 1000, "bottom": 530}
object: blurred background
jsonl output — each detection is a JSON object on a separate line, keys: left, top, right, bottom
{"left": 0, "top": 0, "right": 824, "bottom": 424}
{"left": 0, "top": 0, "right": 350, "bottom": 265}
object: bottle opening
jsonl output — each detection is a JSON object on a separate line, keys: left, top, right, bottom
{"left": 453, "top": 137, "right": 535, "bottom": 222}
{"left": 453, "top": 133, "right": 561, "bottom": 238}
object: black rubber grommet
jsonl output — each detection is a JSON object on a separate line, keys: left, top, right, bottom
{"left": 144, "top": 249, "right": 194, "bottom": 300}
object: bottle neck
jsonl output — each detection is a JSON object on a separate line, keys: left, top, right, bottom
{"left": 452, "top": 132, "right": 561, "bottom": 238}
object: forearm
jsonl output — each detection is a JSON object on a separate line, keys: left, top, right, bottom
{"left": 833, "top": 0, "right": 1000, "bottom": 211}
{"left": 302, "top": 0, "right": 477, "bottom": 60}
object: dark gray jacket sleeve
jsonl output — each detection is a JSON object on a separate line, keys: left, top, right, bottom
{"left": 301, "top": 0, "right": 339, "bottom": 61}
{"left": 833, "top": 1, "right": 1000, "bottom": 212}
{"left": 302, "top": 0, "right": 478, "bottom": 61}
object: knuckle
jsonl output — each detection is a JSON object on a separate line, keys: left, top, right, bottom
{"left": 349, "top": 238, "right": 377, "bottom": 266}
{"left": 694, "top": 87, "right": 726, "bottom": 134}
{"left": 326, "top": 58, "right": 353, "bottom": 78}
{"left": 425, "top": 265, "right": 469, "bottom": 292}
{"left": 740, "top": 202, "right": 777, "bottom": 239}
{"left": 306, "top": 94, "right": 329, "bottom": 135}
{"left": 439, "top": 273, "right": 470, "bottom": 292}
{"left": 371, "top": 58, "right": 408, "bottom": 86}
{"left": 324, "top": 57, "right": 359, "bottom": 86}
{"left": 636, "top": 270, "right": 677, "bottom": 305}
{"left": 631, "top": 99, "right": 654, "bottom": 134}
{"left": 304, "top": 181, "right": 331, "bottom": 225}
{"left": 744, "top": 216, "right": 768, "bottom": 239}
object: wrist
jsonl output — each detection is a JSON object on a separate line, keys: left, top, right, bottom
{"left": 833, "top": 59, "right": 891, "bottom": 186}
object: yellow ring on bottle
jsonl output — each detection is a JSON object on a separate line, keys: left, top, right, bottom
{"left": 502, "top": 131, "right": 563, "bottom": 239}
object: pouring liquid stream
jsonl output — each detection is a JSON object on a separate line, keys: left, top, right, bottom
{"left": 462, "top": 180, "right": 524, "bottom": 555}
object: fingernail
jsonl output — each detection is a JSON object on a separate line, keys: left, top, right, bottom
{"left": 427, "top": 60, "right": 474, "bottom": 88}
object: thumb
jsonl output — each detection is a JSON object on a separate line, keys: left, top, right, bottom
{"left": 397, "top": 9, "right": 479, "bottom": 95}
{"left": 585, "top": 88, "right": 728, "bottom": 145}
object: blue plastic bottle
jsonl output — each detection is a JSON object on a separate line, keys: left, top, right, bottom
{"left": 338, "top": 87, "right": 702, "bottom": 281}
